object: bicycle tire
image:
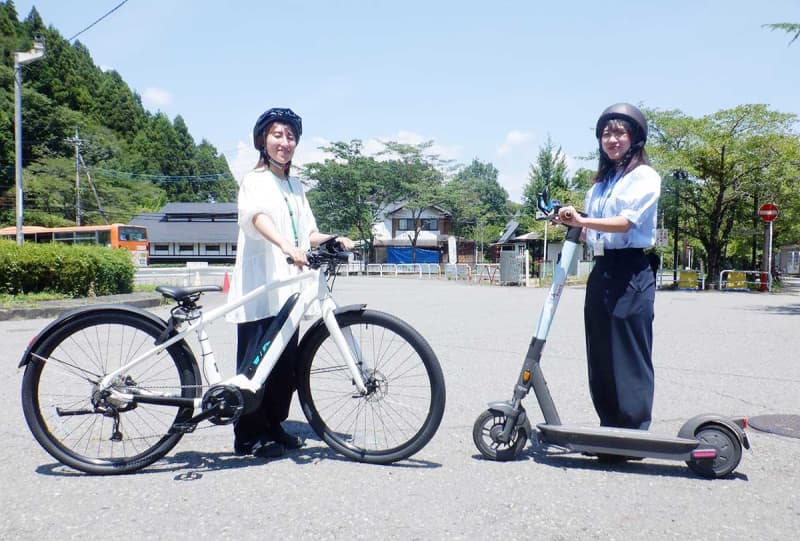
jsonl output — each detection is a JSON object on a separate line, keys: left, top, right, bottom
{"left": 296, "top": 309, "right": 445, "bottom": 464}
{"left": 21, "top": 308, "right": 199, "bottom": 475}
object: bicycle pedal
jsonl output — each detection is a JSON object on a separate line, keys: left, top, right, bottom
{"left": 170, "top": 423, "right": 196, "bottom": 434}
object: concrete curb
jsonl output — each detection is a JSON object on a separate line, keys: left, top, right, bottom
{"left": 0, "top": 292, "right": 164, "bottom": 321}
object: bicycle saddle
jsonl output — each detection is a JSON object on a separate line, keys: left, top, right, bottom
{"left": 156, "top": 285, "right": 222, "bottom": 301}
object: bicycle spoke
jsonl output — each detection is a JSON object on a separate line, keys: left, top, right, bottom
{"left": 22, "top": 310, "right": 198, "bottom": 474}
{"left": 301, "top": 310, "right": 444, "bottom": 463}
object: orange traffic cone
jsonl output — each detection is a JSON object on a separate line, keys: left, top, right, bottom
{"left": 222, "top": 271, "right": 230, "bottom": 293}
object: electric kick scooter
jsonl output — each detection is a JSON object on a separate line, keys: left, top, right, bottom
{"left": 472, "top": 189, "right": 749, "bottom": 478}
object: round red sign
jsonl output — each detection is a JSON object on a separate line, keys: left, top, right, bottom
{"left": 758, "top": 203, "right": 778, "bottom": 222}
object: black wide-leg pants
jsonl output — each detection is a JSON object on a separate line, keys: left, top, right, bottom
{"left": 233, "top": 317, "right": 299, "bottom": 444}
{"left": 584, "top": 250, "right": 655, "bottom": 430}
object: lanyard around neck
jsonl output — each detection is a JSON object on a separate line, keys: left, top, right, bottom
{"left": 596, "top": 169, "right": 623, "bottom": 216}
{"left": 276, "top": 176, "right": 300, "bottom": 247}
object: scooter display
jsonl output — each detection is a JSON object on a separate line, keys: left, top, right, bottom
{"left": 472, "top": 189, "right": 749, "bottom": 478}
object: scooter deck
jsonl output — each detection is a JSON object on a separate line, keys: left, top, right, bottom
{"left": 537, "top": 423, "right": 700, "bottom": 460}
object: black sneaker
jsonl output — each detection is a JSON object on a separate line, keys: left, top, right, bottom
{"left": 251, "top": 440, "right": 286, "bottom": 458}
{"left": 234, "top": 439, "right": 254, "bottom": 456}
{"left": 268, "top": 426, "right": 305, "bottom": 450}
{"left": 234, "top": 438, "right": 286, "bottom": 458}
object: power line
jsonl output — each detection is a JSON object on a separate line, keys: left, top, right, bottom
{"left": 1, "top": 164, "right": 234, "bottom": 183}
{"left": 93, "top": 168, "right": 235, "bottom": 182}
{"left": 67, "top": 0, "right": 131, "bottom": 42}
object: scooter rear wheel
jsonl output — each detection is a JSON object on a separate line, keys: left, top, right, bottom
{"left": 473, "top": 409, "right": 528, "bottom": 461}
{"left": 686, "top": 425, "right": 742, "bottom": 478}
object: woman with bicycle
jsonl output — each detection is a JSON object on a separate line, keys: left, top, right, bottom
{"left": 227, "top": 107, "right": 354, "bottom": 458}
{"left": 556, "top": 103, "right": 661, "bottom": 438}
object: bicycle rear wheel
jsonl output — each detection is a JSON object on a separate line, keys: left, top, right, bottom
{"left": 297, "top": 309, "right": 445, "bottom": 464}
{"left": 21, "top": 308, "right": 199, "bottom": 474}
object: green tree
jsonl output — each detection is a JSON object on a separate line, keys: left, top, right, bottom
{"left": 646, "top": 104, "right": 800, "bottom": 286}
{"left": 0, "top": 64, "right": 15, "bottom": 166}
{"left": 93, "top": 70, "right": 145, "bottom": 140}
{"left": 194, "top": 140, "right": 237, "bottom": 202}
{"left": 17, "top": 157, "right": 168, "bottom": 226}
{"left": 381, "top": 141, "right": 447, "bottom": 263}
{"left": 0, "top": 3, "right": 236, "bottom": 225}
{"left": 519, "top": 135, "right": 583, "bottom": 246}
{"left": 763, "top": 22, "right": 800, "bottom": 45}
{"left": 0, "top": 1, "right": 21, "bottom": 66}
{"left": 521, "top": 135, "right": 571, "bottom": 218}
{"left": 442, "top": 158, "right": 509, "bottom": 239}
{"left": 304, "top": 139, "right": 402, "bottom": 265}
{"left": 23, "top": 158, "right": 76, "bottom": 225}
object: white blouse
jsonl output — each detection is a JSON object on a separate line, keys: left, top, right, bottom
{"left": 583, "top": 164, "right": 661, "bottom": 249}
{"left": 226, "top": 168, "right": 318, "bottom": 323}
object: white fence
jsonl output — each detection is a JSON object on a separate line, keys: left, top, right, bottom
{"left": 359, "top": 263, "right": 498, "bottom": 282}
{"left": 364, "top": 263, "right": 442, "bottom": 278}
{"left": 134, "top": 266, "right": 231, "bottom": 288}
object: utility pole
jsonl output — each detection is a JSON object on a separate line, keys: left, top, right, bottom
{"left": 78, "top": 153, "right": 109, "bottom": 224}
{"left": 751, "top": 194, "right": 758, "bottom": 269}
{"left": 671, "top": 170, "right": 687, "bottom": 283}
{"left": 14, "top": 35, "right": 46, "bottom": 245}
{"left": 66, "top": 129, "right": 85, "bottom": 226}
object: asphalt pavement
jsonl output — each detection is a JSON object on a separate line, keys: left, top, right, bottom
{"left": 2, "top": 276, "right": 799, "bottom": 540}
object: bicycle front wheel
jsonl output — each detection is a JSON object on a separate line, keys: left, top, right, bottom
{"left": 20, "top": 308, "right": 199, "bottom": 475}
{"left": 297, "top": 309, "right": 445, "bottom": 464}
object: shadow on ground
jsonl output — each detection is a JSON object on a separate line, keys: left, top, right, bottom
{"left": 32, "top": 420, "right": 442, "bottom": 478}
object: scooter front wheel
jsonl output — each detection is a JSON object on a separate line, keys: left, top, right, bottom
{"left": 473, "top": 409, "right": 528, "bottom": 461}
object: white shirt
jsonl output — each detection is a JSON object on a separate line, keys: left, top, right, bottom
{"left": 583, "top": 164, "right": 661, "bottom": 250}
{"left": 226, "top": 168, "right": 318, "bottom": 323}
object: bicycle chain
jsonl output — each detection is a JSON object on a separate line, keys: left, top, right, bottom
{"left": 118, "top": 384, "right": 221, "bottom": 432}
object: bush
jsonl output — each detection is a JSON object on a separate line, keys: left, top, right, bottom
{"left": 0, "top": 240, "right": 135, "bottom": 296}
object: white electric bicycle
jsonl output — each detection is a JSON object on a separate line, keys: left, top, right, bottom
{"left": 20, "top": 237, "right": 446, "bottom": 474}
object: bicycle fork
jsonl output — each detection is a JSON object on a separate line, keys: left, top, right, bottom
{"left": 320, "top": 298, "right": 369, "bottom": 395}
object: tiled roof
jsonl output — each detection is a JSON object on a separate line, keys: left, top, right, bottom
{"left": 131, "top": 203, "right": 239, "bottom": 243}
{"left": 161, "top": 202, "right": 237, "bottom": 215}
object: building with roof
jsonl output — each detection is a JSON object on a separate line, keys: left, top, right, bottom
{"left": 130, "top": 202, "right": 238, "bottom": 264}
{"left": 372, "top": 202, "right": 455, "bottom": 263}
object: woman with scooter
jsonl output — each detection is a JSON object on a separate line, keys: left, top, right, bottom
{"left": 556, "top": 103, "right": 661, "bottom": 435}
{"left": 473, "top": 104, "right": 749, "bottom": 477}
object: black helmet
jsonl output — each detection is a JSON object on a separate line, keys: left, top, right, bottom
{"left": 595, "top": 103, "right": 647, "bottom": 144}
{"left": 252, "top": 107, "right": 303, "bottom": 150}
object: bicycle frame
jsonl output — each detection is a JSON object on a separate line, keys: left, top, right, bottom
{"left": 97, "top": 267, "right": 369, "bottom": 410}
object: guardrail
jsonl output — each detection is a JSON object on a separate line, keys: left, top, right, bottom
{"left": 472, "top": 264, "right": 500, "bottom": 284}
{"left": 719, "top": 269, "right": 767, "bottom": 292}
{"left": 364, "top": 263, "right": 441, "bottom": 278}
{"left": 655, "top": 269, "right": 705, "bottom": 290}
{"left": 443, "top": 263, "right": 471, "bottom": 280}
{"left": 134, "top": 266, "right": 231, "bottom": 287}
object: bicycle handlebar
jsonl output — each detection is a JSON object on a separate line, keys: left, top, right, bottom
{"left": 286, "top": 249, "right": 351, "bottom": 269}
{"left": 286, "top": 236, "right": 351, "bottom": 269}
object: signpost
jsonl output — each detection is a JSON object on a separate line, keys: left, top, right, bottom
{"left": 758, "top": 203, "right": 778, "bottom": 292}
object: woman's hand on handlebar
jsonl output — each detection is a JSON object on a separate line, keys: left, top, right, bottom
{"left": 555, "top": 205, "right": 582, "bottom": 227}
{"left": 334, "top": 236, "right": 355, "bottom": 251}
{"left": 284, "top": 246, "right": 308, "bottom": 269}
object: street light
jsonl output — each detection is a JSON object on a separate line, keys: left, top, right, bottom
{"left": 14, "top": 34, "right": 46, "bottom": 246}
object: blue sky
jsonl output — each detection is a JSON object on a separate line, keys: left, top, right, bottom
{"left": 12, "top": 0, "right": 800, "bottom": 202}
